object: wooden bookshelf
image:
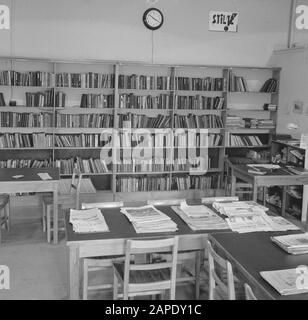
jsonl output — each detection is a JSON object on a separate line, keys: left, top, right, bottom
{"left": 0, "top": 57, "right": 280, "bottom": 200}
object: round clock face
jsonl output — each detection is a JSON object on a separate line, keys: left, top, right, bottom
{"left": 143, "top": 8, "right": 164, "bottom": 30}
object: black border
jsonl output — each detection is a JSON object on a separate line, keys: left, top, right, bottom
{"left": 143, "top": 7, "right": 164, "bottom": 30}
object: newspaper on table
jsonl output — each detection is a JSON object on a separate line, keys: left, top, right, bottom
{"left": 171, "top": 201, "right": 229, "bottom": 231}
{"left": 260, "top": 268, "right": 308, "bottom": 295}
{"left": 69, "top": 207, "right": 109, "bottom": 233}
{"left": 212, "top": 200, "right": 299, "bottom": 233}
{"left": 271, "top": 233, "right": 308, "bottom": 254}
{"left": 120, "top": 204, "right": 178, "bottom": 233}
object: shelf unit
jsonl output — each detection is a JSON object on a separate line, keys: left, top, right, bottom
{"left": 0, "top": 57, "right": 280, "bottom": 201}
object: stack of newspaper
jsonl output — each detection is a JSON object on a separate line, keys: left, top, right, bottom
{"left": 69, "top": 208, "right": 109, "bottom": 233}
{"left": 120, "top": 205, "right": 178, "bottom": 233}
{"left": 260, "top": 268, "right": 308, "bottom": 295}
{"left": 212, "top": 201, "right": 299, "bottom": 233}
{"left": 171, "top": 201, "right": 229, "bottom": 231}
{"left": 271, "top": 233, "right": 308, "bottom": 254}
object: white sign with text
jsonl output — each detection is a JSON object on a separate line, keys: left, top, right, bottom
{"left": 209, "top": 11, "right": 238, "bottom": 32}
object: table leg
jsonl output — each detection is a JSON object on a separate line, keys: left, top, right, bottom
{"left": 252, "top": 182, "right": 258, "bottom": 202}
{"left": 53, "top": 187, "right": 58, "bottom": 245}
{"left": 281, "top": 186, "right": 287, "bottom": 217}
{"left": 301, "top": 185, "right": 308, "bottom": 224}
{"left": 69, "top": 244, "right": 80, "bottom": 300}
{"left": 231, "top": 174, "right": 236, "bottom": 197}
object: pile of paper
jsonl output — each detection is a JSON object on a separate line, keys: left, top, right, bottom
{"left": 69, "top": 208, "right": 109, "bottom": 233}
{"left": 121, "top": 205, "right": 178, "bottom": 233}
{"left": 171, "top": 202, "right": 229, "bottom": 231}
{"left": 271, "top": 233, "right": 308, "bottom": 254}
{"left": 212, "top": 201, "right": 299, "bottom": 233}
{"left": 260, "top": 268, "right": 308, "bottom": 296}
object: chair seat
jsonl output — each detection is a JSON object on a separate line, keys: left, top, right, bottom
{"left": 0, "top": 194, "right": 9, "bottom": 209}
{"left": 113, "top": 262, "right": 171, "bottom": 284}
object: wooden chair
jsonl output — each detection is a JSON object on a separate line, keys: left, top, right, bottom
{"left": 81, "top": 201, "right": 124, "bottom": 300}
{"left": 0, "top": 194, "right": 10, "bottom": 244}
{"left": 147, "top": 198, "right": 201, "bottom": 299}
{"left": 113, "top": 236, "right": 179, "bottom": 300}
{"left": 244, "top": 283, "right": 258, "bottom": 300}
{"left": 42, "top": 168, "right": 82, "bottom": 243}
{"left": 207, "top": 240, "right": 235, "bottom": 300}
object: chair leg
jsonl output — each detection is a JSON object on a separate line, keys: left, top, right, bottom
{"left": 113, "top": 273, "right": 119, "bottom": 300}
{"left": 46, "top": 204, "right": 51, "bottom": 243}
{"left": 195, "top": 251, "right": 201, "bottom": 300}
{"left": 82, "top": 259, "right": 88, "bottom": 300}
{"left": 42, "top": 202, "right": 46, "bottom": 232}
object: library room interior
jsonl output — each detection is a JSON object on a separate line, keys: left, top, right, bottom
{"left": 1, "top": 0, "right": 308, "bottom": 302}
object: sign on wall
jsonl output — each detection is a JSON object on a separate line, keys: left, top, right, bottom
{"left": 209, "top": 11, "right": 239, "bottom": 32}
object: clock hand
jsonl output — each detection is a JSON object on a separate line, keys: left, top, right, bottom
{"left": 149, "top": 14, "right": 160, "bottom": 23}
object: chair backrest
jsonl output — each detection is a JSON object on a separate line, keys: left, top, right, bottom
{"left": 82, "top": 201, "right": 124, "bottom": 209}
{"left": 70, "top": 167, "right": 83, "bottom": 209}
{"left": 147, "top": 199, "right": 186, "bottom": 206}
{"left": 201, "top": 196, "right": 239, "bottom": 204}
{"left": 123, "top": 236, "right": 179, "bottom": 299}
{"left": 207, "top": 240, "right": 235, "bottom": 300}
{"left": 244, "top": 283, "right": 257, "bottom": 300}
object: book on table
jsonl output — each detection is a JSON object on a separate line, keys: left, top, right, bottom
{"left": 260, "top": 268, "right": 308, "bottom": 296}
{"left": 271, "top": 233, "right": 308, "bottom": 254}
{"left": 171, "top": 201, "right": 229, "bottom": 231}
{"left": 69, "top": 207, "right": 109, "bottom": 233}
{"left": 120, "top": 204, "right": 178, "bottom": 233}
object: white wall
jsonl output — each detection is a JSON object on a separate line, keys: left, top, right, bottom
{"left": 269, "top": 48, "right": 308, "bottom": 138}
{"left": 0, "top": 0, "right": 292, "bottom": 66}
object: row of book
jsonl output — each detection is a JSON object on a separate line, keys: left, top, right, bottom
{"left": 118, "top": 113, "right": 171, "bottom": 128}
{"left": 174, "top": 114, "right": 224, "bottom": 128}
{"left": 117, "top": 158, "right": 171, "bottom": 173}
{"left": 25, "top": 90, "right": 65, "bottom": 108}
{"left": 260, "top": 78, "right": 278, "bottom": 93}
{"left": 171, "top": 175, "right": 220, "bottom": 190}
{"left": 118, "top": 74, "right": 172, "bottom": 90}
{"left": 175, "top": 95, "right": 224, "bottom": 110}
{"left": 226, "top": 116, "right": 275, "bottom": 129}
{"left": 0, "top": 133, "right": 53, "bottom": 148}
{"left": 55, "top": 113, "right": 113, "bottom": 128}
{"left": 0, "top": 112, "right": 54, "bottom": 127}
{"left": 54, "top": 134, "right": 106, "bottom": 148}
{"left": 55, "top": 157, "right": 109, "bottom": 174}
{"left": 0, "top": 70, "right": 115, "bottom": 88}
{"left": 119, "top": 93, "right": 171, "bottom": 109}
{"left": 228, "top": 134, "right": 264, "bottom": 147}
{"left": 175, "top": 77, "right": 225, "bottom": 91}
{"left": 174, "top": 133, "right": 223, "bottom": 147}
{"left": 228, "top": 73, "right": 248, "bottom": 92}
{"left": 0, "top": 158, "right": 52, "bottom": 169}
{"left": 80, "top": 93, "right": 114, "bottom": 108}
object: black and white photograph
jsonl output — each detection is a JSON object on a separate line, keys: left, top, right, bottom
{"left": 0, "top": 0, "right": 308, "bottom": 309}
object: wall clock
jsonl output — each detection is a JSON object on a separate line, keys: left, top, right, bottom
{"left": 143, "top": 8, "right": 164, "bottom": 30}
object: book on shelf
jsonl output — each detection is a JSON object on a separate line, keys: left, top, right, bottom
{"left": 175, "top": 76, "right": 225, "bottom": 91}
{"left": 118, "top": 113, "right": 171, "bottom": 128}
{"left": 119, "top": 93, "right": 171, "bottom": 109}
{"left": 228, "top": 71, "right": 248, "bottom": 92}
{"left": 116, "top": 176, "right": 171, "bottom": 192}
{"left": 174, "top": 114, "right": 223, "bottom": 129}
{"left": 174, "top": 132, "right": 223, "bottom": 148}
{"left": 0, "top": 92, "right": 5, "bottom": 106}
{"left": 117, "top": 158, "right": 171, "bottom": 173}
{"left": 260, "top": 268, "right": 308, "bottom": 296}
{"left": 0, "top": 70, "right": 55, "bottom": 87}
{"left": 80, "top": 93, "right": 114, "bottom": 108}
{"left": 25, "top": 89, "right": 66, "bottom": 108}
{"left": 69, "top": 207, "right": 109, "bottom": 233}
{"left": 56, "top": 72, "right": 114, "bottom": 88}
{"left": 171, "top": 174, "right": 220, "bottom": 191}
{"left": 54, "top": 134, "right": 106, "bottom": 148}
{"left": 118, "top": 74, "right": 171, "bottom": 90}
{"left": 0, "top": 158, "right": 52, "bottom": 169}
{"left": 0, "top": 133, "right": 52, "bottom": 148}
{"left": 175, "top": 95, "right": 224, "bottom": 110}
{"left": 56, "top": 113, "right": 113, "bottom": 128}
{"left": 55, "top": 157, "right": 109, "bottom": 175}
{"left": 0, "top": 111, "right": 54, "bottom": 128}
{"left": 227, "top": 116, "right": 275, "bottom": 129}
{"left": 228, "top": 134, "right": 264, "bottom": 147}
{"left": 120, "top": 204, "right": 178, "bottom": 233}
{"left": 260, "top": 78, "right": 278, "bottom": 93}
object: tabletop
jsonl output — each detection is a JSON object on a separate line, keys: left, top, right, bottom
{"left": 209, "top": 231, "right": 308, "bottom": 300}
{"left": 0, "top": 167, "right": 60, "bottom": 182}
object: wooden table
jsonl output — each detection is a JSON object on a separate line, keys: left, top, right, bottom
{"left": 230, "top": 164, "right": 308, "bottom": 222}
{"left": 209, "top": 231, "right": 308, "bottom": 300}
{"left": 65, "top": 204, "right": 231, "bottom": 300}
{"left": 0, "top": 168, "right": 60, "bottom": 244}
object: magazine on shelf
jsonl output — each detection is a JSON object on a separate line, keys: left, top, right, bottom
{"left": 260, "top": 268, "right": 308, "bottom": 296}
{"left": 69, "top": 207, "right": 109, "bottom": 233}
